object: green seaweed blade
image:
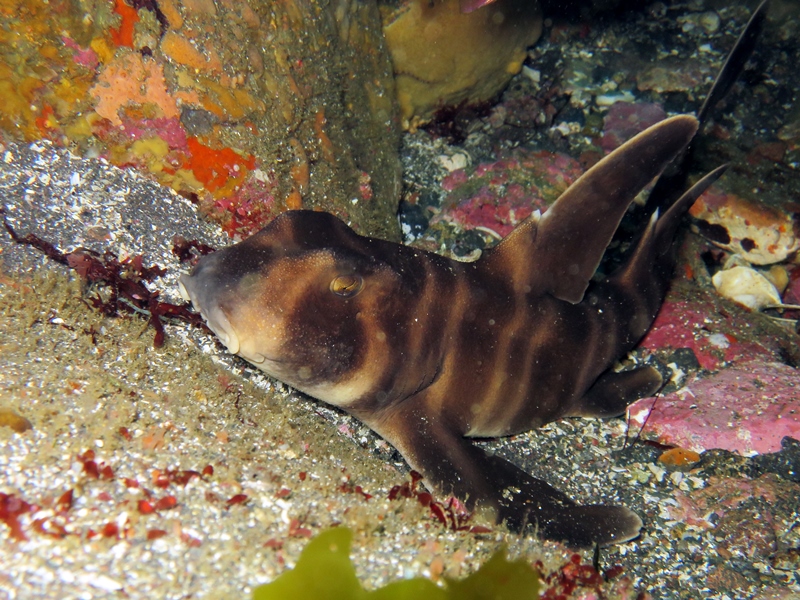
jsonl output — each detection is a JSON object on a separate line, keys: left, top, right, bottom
{"left": 367, "top": 578, "right": 448, "bottom": 600}
{"left": 253, "top": 527, "right": 365, "bottom": 600}
{"left": 444, "top": 549, "right": 540, "bottom": 599}
{"left": 253, "top": 528, "right": 540, "bottom": 600}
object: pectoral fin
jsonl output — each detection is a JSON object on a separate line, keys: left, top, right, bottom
{"left": 573, "top": 366, "right": 663, "bottom": 419}
{"left": 372, "top": 399, "right": 642, "bottom": 547}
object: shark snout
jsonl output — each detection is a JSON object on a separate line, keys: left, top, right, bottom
{"left": 179, "top": 269, "right": 241, "bottom": 355}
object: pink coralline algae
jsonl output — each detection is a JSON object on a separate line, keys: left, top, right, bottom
{"left": 358, "top": 171, "right": 373, "bottom": 202}
{"left": 210, "top": 175, "right": 278, "bottom": 238}
{"left": 119, "top": 117, "right": 188, "bottom": 149}
{"left": 434, "top": 149, "right": 584, "bottom": 237}
{"left": 441, "top": 168, "right": 469, "bottom": 192}
{"left": 600, "top": 102, "right": 667, "bottom": 152}
{"left": 627, "top": 361, "right": 800, "bottom": 456}
{"left": 61, "top": 37, "right": 99, "bottom": 69}
{"left": 440, "top": 183, "right": 537, "bottom": 238}
{"left": 638, "top": 298, "right": 779, "bottom": 371}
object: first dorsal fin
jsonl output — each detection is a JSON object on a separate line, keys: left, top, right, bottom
{"left": 482, "top": 115, "right": 698, "bottom": 303}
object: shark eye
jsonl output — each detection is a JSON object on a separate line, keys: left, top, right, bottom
{"left": 330, "top": 274, "right": 363, "bottom": 298}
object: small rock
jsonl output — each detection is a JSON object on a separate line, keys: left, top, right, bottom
{"left": 698, "top": 11, "right": 720, "bottom": 34}
{"left": 627, "top": 361, "right": 800, "bottom": 456}
{"left": 765, "top": 265, "right": 790, "bottom": 295}
{"left": 689, "top": 188, "right": 799, "bottom": 265}
{"left": 714, "top": 506, "right": 778, "bottom": 559}
{"left": 0, "top": 408, "right": 33, "bottom": 433}
{"left": 665, "top": 473, "right": 799, "bottom": 538}
{"left": 383, "top": 0, "right": 543, "bottom": 128}
{"left": 712, "top": 266, "right": 783, "bottom": 311}
{"left": 770, "top": 548, "right": 800, "bottom": 573}
{"left": 600, "top": 102, "right": 666, "bottom": 152}
{"left": 676, "top": 12, "right": 720, "bottom": 35}
{"left": 637, "top": 58, "right": 713, "bottom": 95}
{"left": 706, "top": 566, "right": 751, "bottom": 593}
{"left": 751, "top": 141, "right": 787, "bottom": 164}
{"left": 438, "top": 153, "right": 469, "bottom": 172}
{"left": 595, "top": 90, "right": 635, "bottom": 107}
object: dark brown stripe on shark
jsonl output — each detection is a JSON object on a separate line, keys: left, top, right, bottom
{"left": 284, "top": 279, "right": 366, "bottom": 386}
{"left": 337, "top": 245, "right": 460, "bottom": 413}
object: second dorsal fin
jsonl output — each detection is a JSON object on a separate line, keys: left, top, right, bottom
{"left": 482, "top": 115, "right": 698, "bottom": 303}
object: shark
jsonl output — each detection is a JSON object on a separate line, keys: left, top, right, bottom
{"left": 179, "top": 1, "right": 768, "bottom": 548}
{"left": 180, "top": 118, "right": 719, "bottom": 547}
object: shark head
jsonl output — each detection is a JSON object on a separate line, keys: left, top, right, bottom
{"left": 179, "top": 210, "right": 444, "bottom": 410}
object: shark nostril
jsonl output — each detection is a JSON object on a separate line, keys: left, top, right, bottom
{"left": 208, "top": 305, "right": 239, "bottom": 354}
{"left": 178, "top": 277, "right": 192, "bottom": 302}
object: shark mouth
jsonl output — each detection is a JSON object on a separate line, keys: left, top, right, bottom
{"left": 178, "top": 274, "right": 241, "bottom": 355}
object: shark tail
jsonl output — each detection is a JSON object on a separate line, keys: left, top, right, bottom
{"left": 646, "top": 0, "right": 770, "bottom": 212}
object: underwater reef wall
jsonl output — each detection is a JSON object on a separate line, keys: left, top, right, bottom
{"left": 0, "top": 0, "right": 403, "bottom": 239}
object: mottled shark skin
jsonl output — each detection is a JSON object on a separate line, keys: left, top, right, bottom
{"left": 180, "top": 115, "right": 727, "bottom": 547}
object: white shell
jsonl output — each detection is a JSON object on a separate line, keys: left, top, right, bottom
{"left": 711, "top": 266, "right": 783, "bottom": 311}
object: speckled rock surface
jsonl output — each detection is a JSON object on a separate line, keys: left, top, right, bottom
{"left": 661, "top": 472, "right": 800, "bottom": 559}
{"left": 628, "top": 361, "right": 800, "bottom": 456}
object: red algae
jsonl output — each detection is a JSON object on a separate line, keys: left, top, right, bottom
{"left": 120, "top": 116, "right": 187, "bottom": 147}
{"left": 61, "top": 36, "right": 99, "bottom": 69}
{"left": 0, "top": 493, "right": 34, "bottom": 541}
